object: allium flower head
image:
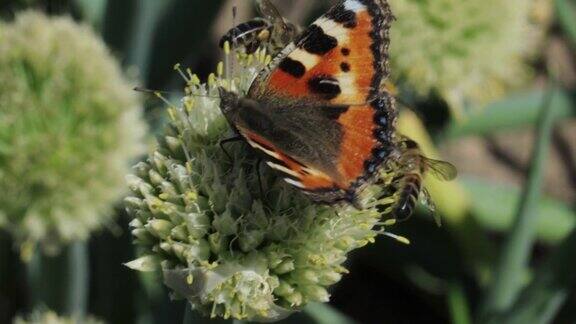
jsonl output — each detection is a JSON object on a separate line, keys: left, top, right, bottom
{"left": 0, "top": 12, "right": 146, "bottom": 254}
{"left": 388, "top": 0, "right": 551, "bottom": 117}
{"left": 14, "top": 310, "right": 103, "bottom": 324}
{"left": 126, "top": 48, "right": 404, "bottom": 321}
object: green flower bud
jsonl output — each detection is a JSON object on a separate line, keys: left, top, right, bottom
{"left": 131, "top": 228, "right": 155, "bottom": 245}
{"left": 274, "top": 280, "right": 295, "bottom": 297}
{"left": 185, "top": 213, "right": 210, "bottom": 239}
{"left": 301, "top": 285, "right": 330, "bottom": 303}
{"left": 284, "top": 291, "right": 303, "bottom": 308}
{"left": 213, "top": 210, "right": 238, "bottom": 236}
{"left": 319, "top": 271, "right": 342, "bottom": 286}
{"left": 146, "top": 219, "right": 174, "bottom": 240}
{"left": 14, "top": 309, "right": 103, "bottom": 324}
{"left": 125, "top": 255, "right": 160, "bottom": 272}
{"left": 239, "top": 230, "right": 265, "bottom": 252}
{"left": 274, "top": 260, "right": 295, "bottom": 275}
{"left": 170, "top": 224, "right": 189, "bottom": 241}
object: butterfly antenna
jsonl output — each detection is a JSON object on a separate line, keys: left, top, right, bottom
{"left": 133, "top": 86, "right": 176, "bottom": 96}
{"left": 134, "top": 86, "right": 219, "bottom": 99}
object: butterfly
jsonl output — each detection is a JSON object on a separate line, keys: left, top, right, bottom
{"left": 218, "top": 0, "right": 397, "bottom": 207}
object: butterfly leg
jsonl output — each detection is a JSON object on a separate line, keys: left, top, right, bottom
{"left": 219, "top": 136, "right": 243, "bottom": 160}
{"left": 255, "top": 158, "right": 265, "bottom": 199}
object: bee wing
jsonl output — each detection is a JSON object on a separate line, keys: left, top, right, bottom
{"left": 422, "top": 157, "right": 457, "bottom": 181}
{"left": 255, "top": 0, "right": 297, "bottom": 49}
{"left": 256, "top": 0, "right": 287, "bottom": 25}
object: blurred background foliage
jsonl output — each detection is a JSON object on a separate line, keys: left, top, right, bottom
{"left": 0, "top": 0, "right": 575, "bottom": 323}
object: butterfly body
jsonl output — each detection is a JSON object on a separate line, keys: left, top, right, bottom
{"left": 218, "top": 0, "right": 398, "bottom": 205}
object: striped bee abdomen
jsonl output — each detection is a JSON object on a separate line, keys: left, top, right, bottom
{"left": 392, "top": 173, "right": 422, "bottom": 220}
{"left": 219, "top": 18, "right": 272, "bottom": 53}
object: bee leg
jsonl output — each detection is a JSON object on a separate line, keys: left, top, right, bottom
{"left": 386, "top": 145, "right": 404, "bottom": 167}
{"left": 219, "top": 136, "right": 243, "bottom": 160}
{"left": 246, "top": 41, "right": 260, "bottom": 54}
{"left": 420, "top": 188, "right": 441, "bottom": 227}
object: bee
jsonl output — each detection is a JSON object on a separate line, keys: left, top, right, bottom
{"left": 220, "top": 0, "right": 298, "bottom": 54}
{"left": 389, "top": 139, "right": 457, "bottom": 223}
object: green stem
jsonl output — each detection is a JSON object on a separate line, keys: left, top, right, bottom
{"left": 492, "top": 227, "right": 576, "bottom": 324}
{"left": 26, "top": 241, "right": 89, "bottom": 317}
{"left": 303, "top": 303, "right": 356, "bottom": 324}
{"left": 182, "top": 302, "right": 193, "bottom": 324}
{"left": 447, "top": 281, "right": 472, "bottom": 324}
{"left": 67, "top": 241, "right": 89, "bottom": 317}
{"left": 478, "top": 88, "right": 558, "bottom": 320}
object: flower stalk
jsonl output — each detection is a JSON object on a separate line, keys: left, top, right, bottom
{"left": 26, "top": 241, "right": 89, "bottom": 317}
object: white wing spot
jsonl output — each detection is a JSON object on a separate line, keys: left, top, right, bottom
{"left": 288, "top": 49, "right": 320, "bottom": 70}
{"left": 244, "top": 137, "right": 281, "bottom": 160}
{"left": 333, "top": 72, "right": 359, "bottom": 102}
{"left": 344, "top": 0, "right": 366, "bottom": 12}
{"left": 284, "top": 178, "right": 305, "bottom": 188}
{"left": 266, "top": 161, "right": 300, "bottom": 178}
{"left": 315, "top": 20, "right": 350, "bottom": 44}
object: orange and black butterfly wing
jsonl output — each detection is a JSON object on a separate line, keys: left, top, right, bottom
{"left": 249, "top": 0, "right": 393, "bottom": 104}
{"left": 239, "top": 0, "right": 397, "bottom": 203}
{"left": 230, "top": 96, "right": 393, "bottom": 203}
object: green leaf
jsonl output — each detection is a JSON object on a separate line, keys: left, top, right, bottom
{"left": 73, "top": 0, "right": 107, "bottom": 31}
{"left": 448, "top": 281, "right": 472, "bottom": 324}
{"left": 463, "top": 177, "right": 575, "bottom": 244}
{"left": 490, "top": 228, "right": 576, "bottom": 324}
{"left": 446, "top": 89, "right": 574, "bottom": 138}
{"left": 101, "top": 0, "right": 139, "bottom": 56}
{"left": 478, "top": 87, "right": 559, "bottom": 320}
{"left": 556, "top": 0, "right": 576, "bottom": 48}
{"left": 101, "top": 0, "right": 173, "bottom": 75}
